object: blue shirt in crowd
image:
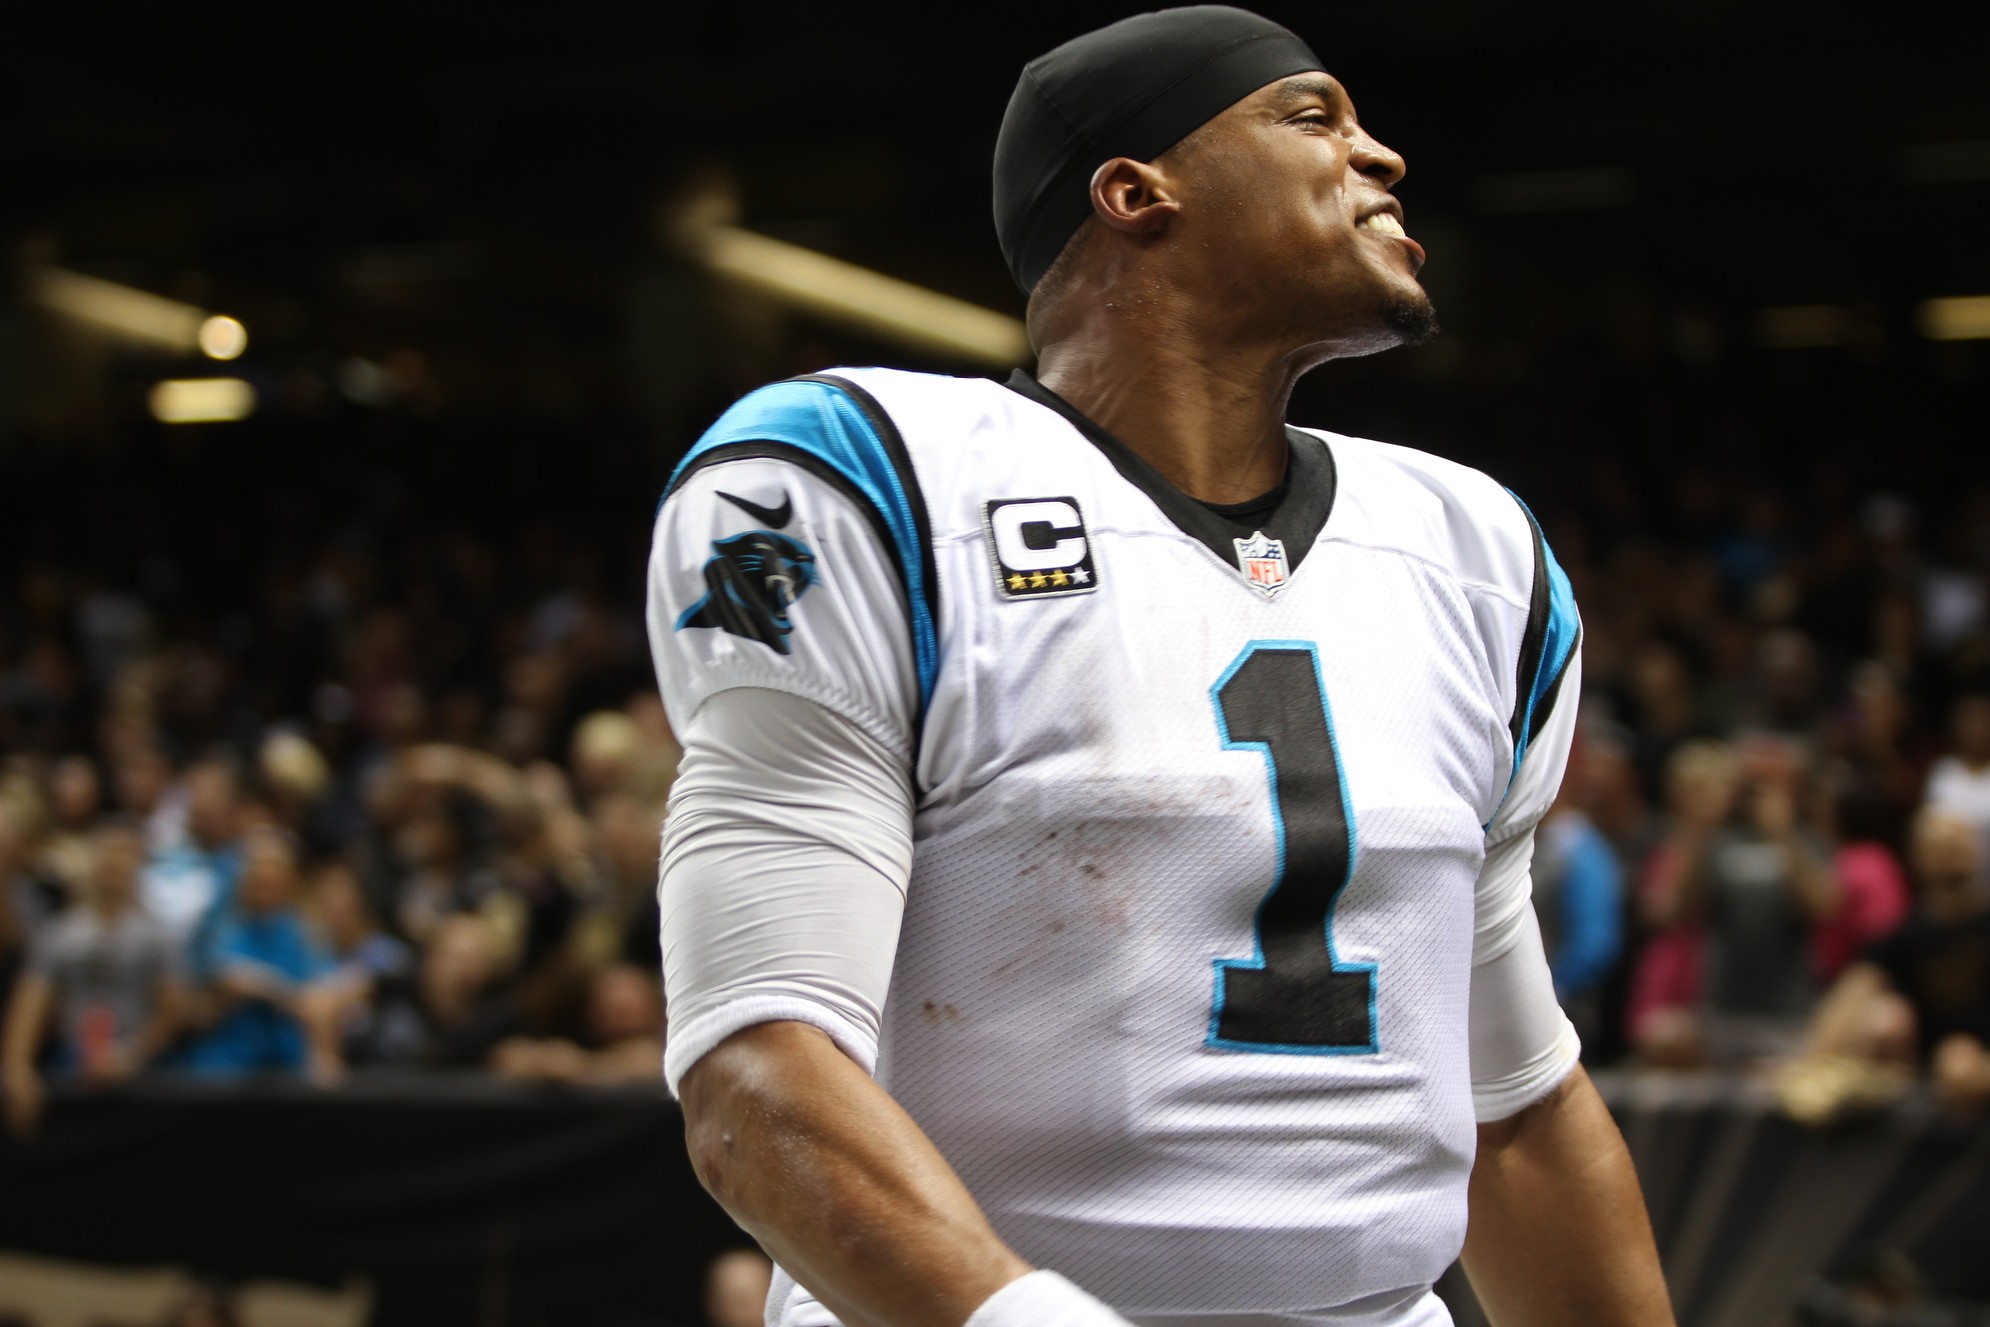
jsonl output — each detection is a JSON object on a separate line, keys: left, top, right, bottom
{"left": 184, "top": 907, "right": 330, "bottom": 1074}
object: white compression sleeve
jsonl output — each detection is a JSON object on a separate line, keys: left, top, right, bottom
{"left": 1469, "top": 829, "right": 1582, "bottom": 1122}
{"left": 658, "top": 686, "right": 915, "bottom": 1095}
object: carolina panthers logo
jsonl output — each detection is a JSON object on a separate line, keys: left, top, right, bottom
{"left": 675, "top": 526, "right": 817, "bottom": 654}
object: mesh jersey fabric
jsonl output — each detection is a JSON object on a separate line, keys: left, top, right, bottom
{"left": 645, "top": 368, "right": 1583, "bottom": 1323}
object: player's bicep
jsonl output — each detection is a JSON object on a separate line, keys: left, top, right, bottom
{"left": 647, "top": 456, "right": 918, "bottom": 757}
{"left": 659, "top": 686, "right": 914, "bottom": 1096}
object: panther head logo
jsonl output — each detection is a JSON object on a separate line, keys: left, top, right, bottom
{"left": 675, "top": 530, "right": 818, "bottom": 654}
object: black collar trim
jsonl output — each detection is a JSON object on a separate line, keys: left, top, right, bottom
{"left": 1003, "top": 370, "right": 1336, "bottom": 574}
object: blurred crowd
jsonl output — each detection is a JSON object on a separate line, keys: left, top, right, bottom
{"left": 2, "top": 313, "right": 1988, "bottom": 1136}
{"left": 1527, "top": 453, "right": 1990, "bottom": 1120}
{"left": 0, "top": 482, "right": 679, "bottom": 1132}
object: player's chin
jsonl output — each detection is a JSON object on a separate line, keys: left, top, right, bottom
{"left": 1338, "top": 282, "right": 1438, "bottom": 357}
{"left": 1383, "top": 284, "right": 1440, "bottom": 346}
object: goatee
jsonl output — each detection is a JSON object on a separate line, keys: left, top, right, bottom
{"left": 1386, "top": 290, "right": 1440, "bottom": 345}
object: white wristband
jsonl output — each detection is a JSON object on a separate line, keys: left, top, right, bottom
{"left": 964, "top": 1271, "right": 1133, "bottom": 1327}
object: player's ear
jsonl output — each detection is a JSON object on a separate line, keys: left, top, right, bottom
{"left": 1089, "top": 157, "right": 1180, "bottom": 234}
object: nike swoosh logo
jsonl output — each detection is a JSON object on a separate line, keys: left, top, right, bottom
{"left": 718, "top": 490, "right": 793, "bottom": 530}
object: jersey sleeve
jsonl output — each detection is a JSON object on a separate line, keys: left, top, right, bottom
{"left": 1486, "top": 505, "right": 1582, "bottom": 849}
{"left": 659, "top": 686, "right": 914, "bottom": 1095}
{"left": 646, "top": 376, "right": 938, "bottom": 756}
{"left": 1468, "top": 502, "right": 1584, "bottom": 1120}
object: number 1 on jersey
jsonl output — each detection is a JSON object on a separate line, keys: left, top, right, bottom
{"left": 1208, "top": 643, "right": 1377, "bottom": 1054}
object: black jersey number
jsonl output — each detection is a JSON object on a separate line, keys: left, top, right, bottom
{"left": 1208, "top": 643, "right": 1377, "bottom": 1054}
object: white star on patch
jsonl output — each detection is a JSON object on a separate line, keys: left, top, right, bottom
{"left": 1069, "top": 566, "right": 1091, "bottom": 585}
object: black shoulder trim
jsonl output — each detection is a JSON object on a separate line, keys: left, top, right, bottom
{"left": 789, "top": 374, "right": 943, "bottom": 676}
{"left": 1510, "top": 504, "right": 1553, "bottom": 751}
{"left": 1527, "top": 623, "right": 1581, "bottom": 744}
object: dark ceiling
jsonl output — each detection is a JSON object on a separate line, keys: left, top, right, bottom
{"left": 6, "top": 3, "right": 1988, "bottom": 380}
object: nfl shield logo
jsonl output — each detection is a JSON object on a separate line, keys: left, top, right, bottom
{"left": 1233, "top": 530, "right": 1289, "bottom": 598}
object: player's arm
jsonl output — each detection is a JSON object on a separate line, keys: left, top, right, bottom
{"left": 1463, "top": 805, "right": 1673, "bottom": 1327}
{"left": 648, "top": 391, "right": 1132, "bottom": 1327}
{"left": 665, "top": 690, "right": 1127, "bottom": 1327}
{"left": 1463, "top": 1064, "right": 1672, "bottom": 1327}
{"left": 666, "top": 684, "right": 1024, "bottom": 1322}
{"left": 1464, "top": 531, "right": 1673, "bottom": 1325}
{"left": 683, "top": 1018, "right": 1030, "bottom": 1326}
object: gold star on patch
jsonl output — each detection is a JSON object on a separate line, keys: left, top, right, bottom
{"left": 1007, "top": 573, "right": 1028, "bottom": 591}
{"left": 1049, "top": 569, "right": 1070, "bottom": 587}
{"left": 1029, "top": 570, "right": 1049, "bottom": 588}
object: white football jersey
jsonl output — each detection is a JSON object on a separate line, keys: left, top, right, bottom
{"left": 647, "top": 368, "right": 1582, "bottom": 1324}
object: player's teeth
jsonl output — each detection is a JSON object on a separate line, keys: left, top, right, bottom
{"left": 1363, "top": 213, "right": 1405, "bottom": 237}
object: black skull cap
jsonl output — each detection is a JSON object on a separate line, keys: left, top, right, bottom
{"left": 993, "top": 6, "right": 1322, "bottom": 294}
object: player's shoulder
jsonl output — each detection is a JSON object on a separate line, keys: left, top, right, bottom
{"left": 669, "top": 368, "right": 1015, "bottom": 493}
{"left": 1301, "top": 426, "right": 1541, "bottom": 604}
{"left": 708, "top": 367, "right": 1013, "bottom": 439}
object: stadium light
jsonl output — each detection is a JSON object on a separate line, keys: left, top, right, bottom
{"left": 148, "top": 377, "right": 256, "bottom": 423}
{"left": 32, "top": 266, "right": 249, "bottom": 360}
{"left": 197, "top": 315, "right": 249, "bottom": 360}
{"left": 1918, "top": 296, "right": 1990, "bottom": 341}
{"left": 689, "top": 226, "right": 1030, "bottom": 368}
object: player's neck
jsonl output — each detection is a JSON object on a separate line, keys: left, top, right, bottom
{"left": 1035, "top": 326, "right": 1305, "bottom": 506}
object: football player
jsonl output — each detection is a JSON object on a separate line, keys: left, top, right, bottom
{"left": 646, "top": 7, "right": 1675, "bottom": 1326}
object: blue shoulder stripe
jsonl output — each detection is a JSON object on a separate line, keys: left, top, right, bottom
{"left": 664, "top": 375, "right": 941, "bottom": 715}
{"left": 1506, "top": 492, "right": 1581, "bottom": 788}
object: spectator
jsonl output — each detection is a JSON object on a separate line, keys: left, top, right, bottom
{"left": 35, "top": 755, "right": 101, "bottom": 900}
{"left": 490, "top": 963, "right": 664, "bottom": 1085}
{"left": 296, "top": 861, "right": 414, "bottom": 1080}
{"left": 110, "top": 743, "right": 174, "bottom": 844}
{"left": 1809, "top": 766, "right": 1911, "bottom": 981}
{"left": 363, "top": 913, "right": 519, "bottom": 1067}
{"left": 257, "top": 729, "right": 336, "bottom": 856}
{"left": 1646, "top": 735, "right": 1838, "bottom": 1064}
{"left": 1804, "top": 809, "right": 1990, "bottom": 1117}
{"left": 2, "top": 822, "right": 186, "bottom": 1134}
{"left": 1630, "top": 737, "right": 1840, "bottom": 1065}
{"left": 183, "top": 828, "right": 331, "bottom": 1076}
{"left": 141, "top": 755, "right": 245, "bottom": 967}
{"left": 1826, "top": 661, "right": 1923, "bottom": 853}
{"left": 1626, "top": 740, "right": 1730, "bottom": 1066}
{"left": 584, "top": 789, "right": 666, "bottom": 971}
{"left": 1531, "top": 777, "right": 1624, "bottom": 1042}
{"left": 1923, "top": 692, "right": 1990, "bottom": 881}
{"left": 569, "top": 710, "right": 640, "bottom": 807}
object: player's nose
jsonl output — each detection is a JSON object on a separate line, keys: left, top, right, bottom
{"left": 1351, "top": 126, "right": 1406, "bottom": 188}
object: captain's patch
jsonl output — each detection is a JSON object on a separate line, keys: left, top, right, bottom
{"left": 676, "top": 528, "right": 817, "bottom": 654}
{"left": 984, "top": 497, "right": 1098, "bottom": 599}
